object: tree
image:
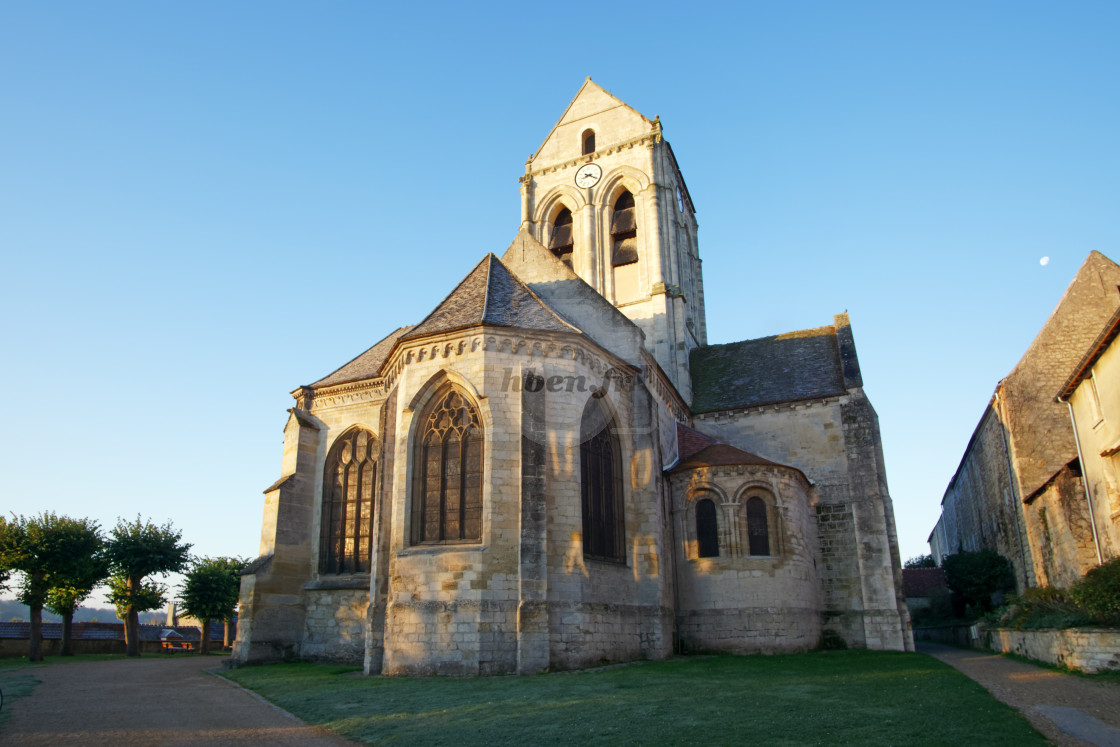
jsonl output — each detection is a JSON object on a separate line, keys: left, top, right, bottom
{"left": 105, "top": 517, "right": 191, "bottom": 657}
{"left": 941, "top": 549, "right": 1015, "bottom": 614}
{"left": 904, "top": 554, "right": 937, "bottom": 569}
{"left": 0, "top": 513, "right": 107, "bottom": 662}
{"left": 178, "top": 556, "right": 245, "bottom": 654}
{"left": 41, "top": 517, "right": 108, "bottom": 656}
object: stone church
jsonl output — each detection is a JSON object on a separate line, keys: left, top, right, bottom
{"left": 234, "top": 80, "right": 913, "bottom": 675}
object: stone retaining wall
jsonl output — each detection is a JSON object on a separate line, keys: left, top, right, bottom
{"left": 985, "top": 627, "right": 1120, "bottom": 673}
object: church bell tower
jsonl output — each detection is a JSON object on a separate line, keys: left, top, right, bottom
{"left": 519, "top": 79, "right": 706, "bottom": 401}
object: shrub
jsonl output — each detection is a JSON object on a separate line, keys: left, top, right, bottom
{"left": 904, "top": 554, "right": 937, "bottom": 569}
{"left": 989, "top": 586, "right": 1096, "bottom": 630}
{"left": 941, "top": 550, "right": 1015, "bottom": 614}
{"left": 1071, "top": 558, "right": 1120, "bottom": 624}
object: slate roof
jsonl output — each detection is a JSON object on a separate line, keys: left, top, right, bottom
{"left": 312, "top": 325, "right": 414, "bottom": 388}
{"left": 690, "top": 326, "right": 847, "bottom": 413}
{"left": 1058, "top": 304, "right": 1120, "bottom": 400}
{"left": 401, "top": 254, "right": 580, "bottom": 342}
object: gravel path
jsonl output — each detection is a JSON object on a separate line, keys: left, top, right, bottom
{"left": 0, "top": 655, "right": 355, "bottom": 746}
{"left": 920, "top": 643, "right": 1120, "bottom": 747}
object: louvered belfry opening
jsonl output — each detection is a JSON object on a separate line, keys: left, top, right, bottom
{"left": 696, "top": 498, "right": 720, "bottom": 558}
{"left": 582, "top": 128, "right": 596, "bottom": 155}
{"left": 549, "top": 207, "right": 574, "bottom": 268}
{"left": 320, "top": 428, "right": 377, "bottom": 574}
{"left": 747, "top": 497, "right": 771, "bottom": 556}
{"left": 610, "top": 191, "right": 638, "bottom": 267}
{"left": 580, "top": 396, "right": 625, "bottom": 561}
{"left": 412, "top": 387, "right": 484, "bottom": 545}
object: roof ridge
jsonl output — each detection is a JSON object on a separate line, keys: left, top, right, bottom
{"left": 492, "top": 257, "right": 582, "bottom": 334}
{"left": 406, "top": 255, "right": 493, "bottom": 336}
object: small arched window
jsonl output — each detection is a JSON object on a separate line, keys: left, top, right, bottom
{"left": 320, "top": 428, "right": 377, "bottom": 574}
{"left": 412, "top": 387, "right": 484, "bottom": 545}
{"left": 610, "top": 191, "right": 638, "bottom": 267}
{"left": 580, "top": 396, "right": 625, "bottom": 561}
{"left": 548, "top": 207, "right": 574, "bottom": 269}
{"left": 582, "top": 129, "right": 595, "bottom": 155}
{"left": 696, "top": 498, "right": 719, "bottom": 558}
{"left": 746, "top": 497, "right": 770, "bottom": 556}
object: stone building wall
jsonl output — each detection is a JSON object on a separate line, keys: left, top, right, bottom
{"left": 932, "top": 402, "right": 1035, "bottom": 589}
{"left": 1065, "top": 315, "right": 1120, "bottom": 560}
{"left": 692, "top": 393, "right": 910, "bottom": 651}
{"left": 671, "top": 465, "right": 821, "bottom": 653}
{"left": 930, "top": 251, "right": 1120, "bottom": 591}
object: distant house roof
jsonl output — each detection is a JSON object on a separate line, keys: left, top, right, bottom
{"left": 401, "top": 254, "right": 581, "bottom": 342}
{"left": 312, "top": 325, "right": 414, "bottom": 388}
{"left": 690, "top": 325, "right": 847, "bottom": 414}
{"left": 901, "top": 568, "right": 948, "bottom": 598}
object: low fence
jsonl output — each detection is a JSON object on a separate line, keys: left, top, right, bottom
{"left": 0, "top": 639, "right": 208, "bottom": 657}
{"left": 983, "top": 627, "right": 1120, "bottom": 674}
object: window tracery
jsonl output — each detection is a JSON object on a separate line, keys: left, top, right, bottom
{"left": 320, "top": 428, "right": 376, "bottom": 574}
{"left": 412, "top": 388, "right": 484, "bottom": 545}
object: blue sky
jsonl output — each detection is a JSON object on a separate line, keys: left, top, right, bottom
{"left": 2, "top": 1, "right": 1118, "bottom": 605}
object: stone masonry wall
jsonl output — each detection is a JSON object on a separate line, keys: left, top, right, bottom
{"left": 671, "top": 465, "right": 822, "bottom": 654}
{"left": 935, "top": 402, "right": 1035, "bottom": 590}
{"left": 986, "top": 627, "right": 1120, "bottom": 673}
{"left": 1022, "top": 466, "right": 1099, "bottom": 589}
{"left": 302, "top": 588, "right": 368, "bottom": 663}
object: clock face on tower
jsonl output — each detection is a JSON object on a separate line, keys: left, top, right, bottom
{"left": 575, "top": 163, "right": 602, "bottom": 188}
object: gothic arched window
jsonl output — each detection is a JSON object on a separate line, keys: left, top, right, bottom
{"left": 696, "top": 498, "right": 719, "bottom": 558}
{"left": 549, "top": 207, "right": 574, "bottom": 269}
{"left": 320, "top": 428, "right": 377, "bottom": 574}
{"left": 746, "top": 496, "right": 770, "bottom": 556}
{"left": 582, "top": 129, "right": 596, "bottom": 155}
{"left": 411, "top": 388, "right": 484, "bottom": 545}
{"left": 580, "top": 397, "right": 625, "bottom": 561}
{"left": 610, "top": 191, "right": 638, "bottom": 267}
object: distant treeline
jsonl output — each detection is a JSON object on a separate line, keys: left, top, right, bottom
{"left": 0, "top": 598, "right": 164, "bottom": 625}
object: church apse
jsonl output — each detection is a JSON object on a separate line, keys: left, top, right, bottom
{"left": 235, "top": 80, "right": 911, "bottom": 673}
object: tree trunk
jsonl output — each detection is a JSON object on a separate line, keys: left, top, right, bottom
{"left": 28, "top": 602, "right": 44, "bottom": 662}
{"left": 223, "top": 618, "right": 233, "bottom": 649}
{"left": 126, "top": 607, "right": 141, "bottom": 657}
{"left": 60, "top": 611, "right": 74, "bottom": 656}
{"left": 199, "top": 618, "right": 211, "bottom": 655}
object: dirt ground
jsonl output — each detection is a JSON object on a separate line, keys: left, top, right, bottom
{"left": 921, "top": 643, "right": 1120, "bottom": 747}
{"left": 0, "top": 654, "right": 355, "bottom": 746}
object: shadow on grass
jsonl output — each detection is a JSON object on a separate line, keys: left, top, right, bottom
{"left": 223, "top": 651, "right": 1048, "bottom": 746}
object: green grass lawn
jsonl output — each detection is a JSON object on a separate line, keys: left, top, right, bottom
{"left": 222, "top": 651, "right": 1048, "bottom": 745}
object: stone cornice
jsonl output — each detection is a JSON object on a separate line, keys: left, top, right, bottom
{"left": 639, "top": 349, "right": 689, "bottom": 422}
{"left": 694, "top": 394, "right": 848, "bottom": 421}
{"left": 380, "top": 327, "right": 642, "bottom": 394}
{"left": 521, "top": 131, "right": 662, "bottom": 183}
{"left": 297, "top": 378, "right": 387, "bottom": 411}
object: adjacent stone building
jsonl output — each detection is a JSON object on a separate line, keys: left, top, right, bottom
{"left": 1058, "top": 301, "right": 1120, "bottom": 564}
{"left": 930, "top": 251, "right": 1120, "bottom": 590}
{"left": 234, "top": 80, "right": 912, "bottom": 674}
